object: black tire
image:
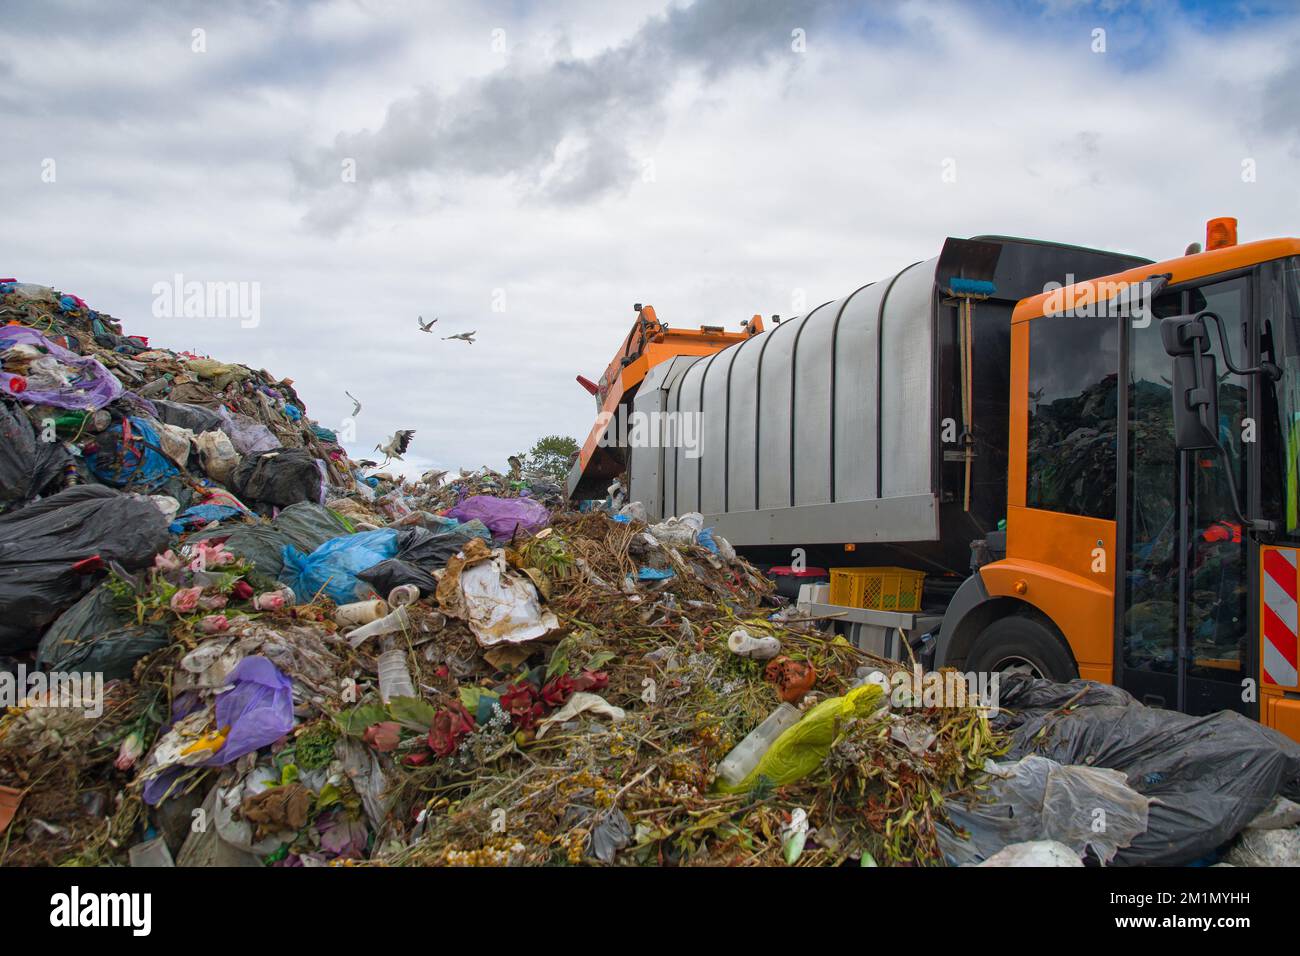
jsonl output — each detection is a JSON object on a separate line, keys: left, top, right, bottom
{"left": 965, "top": 615, "right": 1078, "bottom": 683}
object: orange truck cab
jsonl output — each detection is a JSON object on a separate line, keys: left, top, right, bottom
{"left": 960, "top": 222, "right": 1300, "bottom": 740}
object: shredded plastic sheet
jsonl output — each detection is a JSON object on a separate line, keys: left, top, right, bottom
{"left": 0, "top": 324, "right": 123, "bottom": 409}
{"left": 535, "top": 692, "right": 626, "bottom": 739}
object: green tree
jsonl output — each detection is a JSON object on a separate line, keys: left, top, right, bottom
{"left": 522, "top": 434, "right": 579, "bottom": 483}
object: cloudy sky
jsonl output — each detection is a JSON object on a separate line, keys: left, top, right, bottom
{"left": 3, "top": 0, "right": 1299, "bottom": 477}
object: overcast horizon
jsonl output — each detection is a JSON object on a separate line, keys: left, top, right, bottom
{"left": 4, "top": 0, "right": 1299, "bottom": 479}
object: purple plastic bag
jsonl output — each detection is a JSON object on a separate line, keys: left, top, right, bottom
{"left": 141, "top": 661, "right": 293, "bottom": 805}
{"left": 0, "top": 325, "right": 124, "bottom": 409}
{"left": 209, "top": 656, "right": 294, "bottom": 765}
{"left": 446, "top": 495, "right": 550, "bottom": 539}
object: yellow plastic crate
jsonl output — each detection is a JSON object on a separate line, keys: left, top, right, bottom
{"left": 829, "top": 567, "right": 925, "bottom": 612}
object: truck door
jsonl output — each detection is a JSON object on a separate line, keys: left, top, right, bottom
{"left": 1118, "top": 274, "right": 1256, "bottom": 717}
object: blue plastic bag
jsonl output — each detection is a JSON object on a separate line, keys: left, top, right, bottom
{"left": 169, "top": 503, "right": 242, "bottom": 533}
{"left": 86, "top": 416, "right": 179, "bottom": 489}
{"left": 279, "top": 528, "right": 399, "bottom": 603}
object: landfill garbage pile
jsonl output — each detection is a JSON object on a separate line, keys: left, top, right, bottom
{"left": 0, "top": 279, "right": 1007, "bottom": 868}
{"left": 2, "top": 278, "right": 1299, "bottom": 868}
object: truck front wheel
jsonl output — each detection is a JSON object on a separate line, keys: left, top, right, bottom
{"left": 965, "top": 615, "right": 1077, "bottom": 683}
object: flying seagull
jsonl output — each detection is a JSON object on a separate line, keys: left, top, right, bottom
{"left": 443, "top": 331, "right": 476, "bottom": 344}
{"left": 376, "top": 429, "right": 415, "bottom": 463}
{"left": 418, "top": 315, "right": 438, "bottom": 332}
{"left": 345, "top": 390, "right": 362, "bottom": 417}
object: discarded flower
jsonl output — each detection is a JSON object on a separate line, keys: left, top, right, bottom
{"left": 428, "top": 702, "right": 477, "bottom": 757}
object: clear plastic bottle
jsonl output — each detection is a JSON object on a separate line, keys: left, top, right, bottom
{"left": 715, "top": 703, "right": 801, "bottom": 788}
{"left": 377, "top": 647, "right": 416, "bottom": 703}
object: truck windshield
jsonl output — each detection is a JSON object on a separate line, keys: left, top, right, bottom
{"left": 1277, "top": 257, "right": 1300, "bottom": 533}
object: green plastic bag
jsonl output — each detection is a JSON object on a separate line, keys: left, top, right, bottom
{"left": 717, "top": 684, "right": 884, "bottom": 794}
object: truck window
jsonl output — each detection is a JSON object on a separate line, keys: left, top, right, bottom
{"left": 1274, "top": 257, "right": 1300, "bottom": 534}
{"left": 1026, "top": 312, "right": 1119, "bottom": 519}
{"left": 1125, "top": 278, "right": 1249, "bottom": 684}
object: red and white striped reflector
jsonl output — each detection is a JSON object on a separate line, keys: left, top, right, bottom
{"left": 1262, "top": 546, "right": 1299, "bottom": 689}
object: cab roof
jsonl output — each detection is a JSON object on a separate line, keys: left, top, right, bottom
{"left": 1012, "top": 237, "right": 1300, "bottom": 324}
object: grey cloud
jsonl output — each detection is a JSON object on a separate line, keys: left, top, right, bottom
{"left": 297, "top": 0, "right": 857, "bottom": 222}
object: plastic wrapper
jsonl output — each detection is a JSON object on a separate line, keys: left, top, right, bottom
{"left": 392, "top": 520, "right": 492, "bottom": 568}
{"left": 149, "top": 398, "right": 224, "bottom": 434}
{"left": 357, "top": 558, "right": 438, "bottom": 598}
{"left": 216, "top": 405, "right": 280, "bottom": 456}
{"left": 194, "top": 429, "right": 240, "bottom": 484}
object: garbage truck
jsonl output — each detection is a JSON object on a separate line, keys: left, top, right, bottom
{"left": 569, "top": 218, "right": 1300, "bottom": 742}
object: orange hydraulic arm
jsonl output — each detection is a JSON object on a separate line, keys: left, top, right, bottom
{"left": 569, "top": 305, "right": 762, "bottom": 497}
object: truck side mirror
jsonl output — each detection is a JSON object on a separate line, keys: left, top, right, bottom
{"left": 1170, "top": 352, "right": 1220, "bottom": 449}
{"left": 1161, "top": 314, "right": 1219, "bottom": 450}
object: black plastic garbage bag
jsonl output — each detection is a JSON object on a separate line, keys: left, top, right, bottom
{"left": 943, "top": 676, "right": 1300, "bottom": 866}
{"left": 357, "top": 558, "right": 438, "bottom": 598}
{"left": 0, "top": 485, "right": 169, "bottom": 653}
{"left": 393, "top": 521, "right": 492, "bottom": 568}
{"left": 36, "top": 584, "right": 168, "bottom": 680}
{"left": 206, "top": 502, "right": 350, "bottom": 587}
{"left": 0, "top": 399, "right": 71, "bottom": 513}
{"left": 231, "top": 449, "right": 324, "bottom": 512}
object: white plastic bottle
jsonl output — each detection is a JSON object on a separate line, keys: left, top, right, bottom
{"left": 336, "top": 599, "right": 389, "bottom": 626}
{"left": 346, "top": 604, "right": 410, "bottom": 648}
{"left": 715, "top": 703, "right": 801, "bottom": 788}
